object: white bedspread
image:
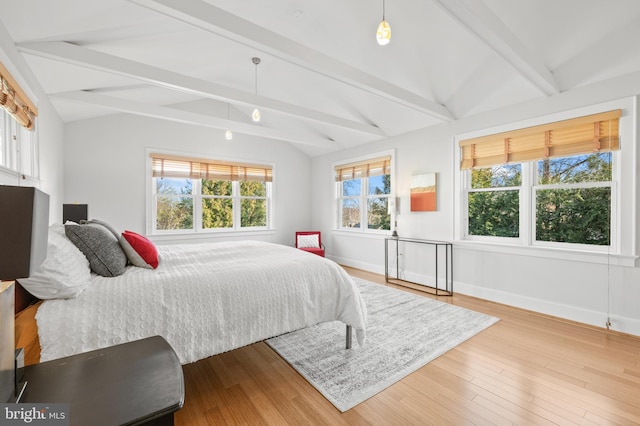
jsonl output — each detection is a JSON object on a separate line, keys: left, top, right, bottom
{"left": 36, "top": 241, "right": 367, "bottom": 364}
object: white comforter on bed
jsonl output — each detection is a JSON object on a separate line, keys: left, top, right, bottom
{"left": 36, "top": 240, "right": 367, "bottom": 364}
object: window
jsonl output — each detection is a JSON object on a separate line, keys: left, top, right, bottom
{"left": 150, "top": 153, "right": 272, "bottom": 234}
{"left": 468, "top": 164, "right": 521, "bottom": 238}
{"left": 335, "top": 154, "right": 393, "bottom": 232}
{"left": 460, "top": 110, "right": 620, "bottom": 251}
{"left": 0, "top": 61, "right": 39, "bottom": 179}
{"left": 0, "top": 109, "right": 38, "bottom": 179}
{"left": 535, "top": 152, "right": 612, "bottom": 246}
{"left": 1, "top": 62, "right": 37, "bottom": 130}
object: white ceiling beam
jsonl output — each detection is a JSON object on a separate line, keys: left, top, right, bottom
{"left": 444, "top": 59, "right": 509, "bottom": 118}
{"left": 432, "top": 0, "right": 559, "bottom": 97}
{"left": 51, "top": 90, "right": 335, "bottom": 147}
{"left": 17, "top": 41, "right": 385, "bottom": 137}
{"left": 128, "top": 0, "right": 454, "bottom": 122}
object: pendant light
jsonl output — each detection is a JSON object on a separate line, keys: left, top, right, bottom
{"left": 376, "top": 0, "right": 391, "bottom": 46}
{"left": 251, "top": 57, "right": 261, "bottom": 122}
{"left": 225, "top": 103, "right": 233, "bottom": 140}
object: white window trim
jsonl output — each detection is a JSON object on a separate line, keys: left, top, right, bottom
{"left": 531, "top": 178, "right": 617, "bottom": 253}
{"left": 453, "top": 98, "right": 638, "bottom": 267}
{"left": 462, "top": 173, "right": 524, "bottom": 245}
{"left": 0, "top": 110, "right": 39, "bottom": 181}
{"left": 333, "top": 149, "right": 396, "bottom": 236}
{"left": 146, "top": 148, "right": 275, "bottom": 236}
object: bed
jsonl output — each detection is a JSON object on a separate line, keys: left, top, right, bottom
{"left": 14, "top": 223, "right": 367, "bottom": 366}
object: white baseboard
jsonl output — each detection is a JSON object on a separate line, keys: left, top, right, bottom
{"left": 329, "top": 255, "right": 385, "bottom": 276}
{"left": 332, "top": 255, "right": 640, "bottom": 337}
{"left": 454, "top": 280, "right": 640, "bottom": 336}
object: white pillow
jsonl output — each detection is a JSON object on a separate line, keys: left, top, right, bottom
{"left": 297, "top": 234, "right": 320, "bottom": 248}
{"left": 19, "top": 224, "right": 92, "bottom": 299}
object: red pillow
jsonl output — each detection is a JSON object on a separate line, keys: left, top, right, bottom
{"left": 120, "top": 230, "right": 159, "bottom": 269}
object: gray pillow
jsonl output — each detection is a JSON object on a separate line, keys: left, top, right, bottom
{"left": 65, "top": 223, "right": 128, "bottom": 277}
{"left": 80, "top": 219, "right": 120, "bottom": 240}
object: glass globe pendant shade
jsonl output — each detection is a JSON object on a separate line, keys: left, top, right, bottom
{"left": 252, "top": 108, "right": 261, "bottom": 122}
{"left": 225, "top": 129, "right": 233, "bottom": 140}
{"left": 376, "top": 19, "right": 391, "bottom": 45}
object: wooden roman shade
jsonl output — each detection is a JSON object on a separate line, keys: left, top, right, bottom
{"left": 335, "top": 155, "right": 391, "bottom": 181}
{"left": 459, "top": 110, "right": 621, "bottom": 170}
{"left": 0, "top": 61, "right": 38, "bottom": 130}
{"left": 151, "top": 153, "right": 272, "bottom": 183}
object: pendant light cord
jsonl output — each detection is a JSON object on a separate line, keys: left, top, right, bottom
{"left": 252, "top": 57, "right": 261, "bottom": 97}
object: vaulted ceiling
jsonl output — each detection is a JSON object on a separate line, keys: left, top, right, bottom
{"left": 3, "top": 0, "right": 640, "bottom": 156}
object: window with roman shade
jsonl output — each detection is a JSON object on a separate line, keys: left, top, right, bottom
{"left": 335, "top": 155, "right": 391, "bottom": 181}
{"left": 149, "top": 153, "right": 273, "bottom": 234}
{"left": 459, "top": 110, "right": 621, "bottom": 170}
{"left": 0, "top": 61, "right": 37, "bottom": 130}
{"left": 458, "top": 108, "right": 625, "bottom": 254}
{"left": 334, "top": 153, "right": 393, "bottom": 232}
{"left": 0, "top": 61, "right": 39, "bottom": 179}
{"left": 151, "top": 153, "right": 272, "bottom": 182}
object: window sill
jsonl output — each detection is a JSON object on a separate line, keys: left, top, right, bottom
{"left": 0, "top": 166, "right": 38, "bottom": 182}
{"left": 454, "top": 240, "right": 638, "bottom": 267}
{"left": 333, "top": 229, "right": 394, "bottom": 239}
{"left": 148, "top": 229, "right": 276, "bottom": 243}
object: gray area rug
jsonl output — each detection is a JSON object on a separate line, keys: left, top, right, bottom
{"left": 265, "top": 277, "right": 499, "bottom": 412}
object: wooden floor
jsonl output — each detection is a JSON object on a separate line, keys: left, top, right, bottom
{"left": 176, "top": 267, "right": 640, "bottom": 425}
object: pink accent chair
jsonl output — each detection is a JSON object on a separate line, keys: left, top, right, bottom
{"left": 295, "top": 231, "right": 325, "bottom": 257}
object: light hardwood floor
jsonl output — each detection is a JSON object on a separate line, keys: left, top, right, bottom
{"left": 176, "top": 267, "right": 640, "bottom": 425}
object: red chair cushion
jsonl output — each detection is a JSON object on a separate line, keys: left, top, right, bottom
{"left": 299, "top": 247, "right": 325, "bottom": 257}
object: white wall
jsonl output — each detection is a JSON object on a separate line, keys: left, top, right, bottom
{"left": 0, "top": 21, "right": 64, "bottom": 222}
{"left": 6, "top": 11, "right": 640, "bottom": 335}
{"left": 63, "top": 113, "right": 312, "bottom": 246}
{"left": 313, "top": 74, "right": 640, "bottom": 336}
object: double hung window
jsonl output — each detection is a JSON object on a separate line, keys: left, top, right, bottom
{"left": 150, "top": 153, "right": 272, "bottom": 234}
{"left": 460, "top": 110, "right": 620, "bottom": 251}
{"left": 0, "top": 63, "right": 39, "bottom": 179}
{"left": 335, "top": 154, "right": 393, "bottom": 232}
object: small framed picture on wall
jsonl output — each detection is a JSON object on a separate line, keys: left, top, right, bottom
{"left": 410, "top": 172, "right": 437, "bottom": 212}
